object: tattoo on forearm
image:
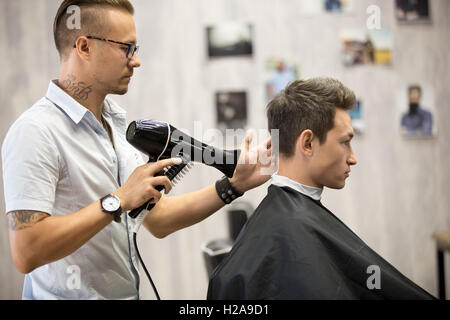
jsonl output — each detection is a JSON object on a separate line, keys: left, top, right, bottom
{"left": 6, "top": 211, "right": 49, "bottom": 231}
{"left": 61, "top": 74, "right": 93, "bottom": 101}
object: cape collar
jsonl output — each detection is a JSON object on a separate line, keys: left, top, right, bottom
{"left": 270, "top": 173, "right": 323, "bottom": 201}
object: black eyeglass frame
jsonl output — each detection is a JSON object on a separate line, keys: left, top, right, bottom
{"left": 73, "top": 36, "right": 139, "bottom": 59}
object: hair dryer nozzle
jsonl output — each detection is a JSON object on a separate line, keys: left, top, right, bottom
{"left": 126, "top": 120, "right": 240, "bottom": 178}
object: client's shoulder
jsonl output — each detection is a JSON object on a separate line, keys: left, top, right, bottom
{"left": 260, "top": 185, "right": 322, "bottom": 218}
{"left": 242, "top": 185, "right": 320, "bottom": 238}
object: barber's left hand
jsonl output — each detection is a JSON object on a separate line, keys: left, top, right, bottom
{"left": 230, "top": 130, "right": 275, "bottom": 194}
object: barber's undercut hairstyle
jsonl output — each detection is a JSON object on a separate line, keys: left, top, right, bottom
{"left": 267, "top": 78, "right": 356, "bottom": 157}
{"left": 54, "top": 0, "right": 134, "bottom": 60}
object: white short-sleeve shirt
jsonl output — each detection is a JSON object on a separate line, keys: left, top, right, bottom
{"left": 2, "top": 81, "right": 145, "bottom": 299}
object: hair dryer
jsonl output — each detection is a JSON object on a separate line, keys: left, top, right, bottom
{"left": 126, "top": 120, "right": 241, "bottom": 218}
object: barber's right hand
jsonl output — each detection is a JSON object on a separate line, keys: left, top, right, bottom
{"left": 113, "top": 158, "right": 182, "bottom": 212}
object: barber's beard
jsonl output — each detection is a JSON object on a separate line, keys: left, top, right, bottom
{"left": 104, "top": 79, "right": 129, "bottom": 95}
{"left": 93, "top": 75, "right": 128, "bottom": 96}
{"left": 110, "top": 86, "right": 129, "bottom": 95}
{"left": 409, "top": 103, "right": 419, "bottom": 115}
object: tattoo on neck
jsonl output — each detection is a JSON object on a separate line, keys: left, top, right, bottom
{"left": 61, "top": 74, "right": 93, "bottom": 101}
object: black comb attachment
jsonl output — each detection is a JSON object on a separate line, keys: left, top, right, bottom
{"left": 163, "top": 155, "right": 193, "bottom": 183}
{"left": 128, "top": 154, "right": 192, "bottom": 219}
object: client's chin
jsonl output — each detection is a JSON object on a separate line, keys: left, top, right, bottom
{"left": 327, "top": 181, "right": 346, "bottom": 190}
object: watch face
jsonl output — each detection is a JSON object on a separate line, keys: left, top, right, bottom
{"left": 102, "top": 195, "right": 120, "bottom": 212}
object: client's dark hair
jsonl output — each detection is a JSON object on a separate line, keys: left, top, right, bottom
{"left": 267, "top": 78, "right": 356, "bottom": 157}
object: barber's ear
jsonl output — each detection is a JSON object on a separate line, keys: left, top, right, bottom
{"left": 74, "top": 36, "right": 91, "bottom": 60}
{"left": 296, "top": 129, "right": 314, "bottom": 157}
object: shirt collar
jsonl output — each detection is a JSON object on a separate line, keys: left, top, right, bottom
{"left": 45, "top": 80, "right": 89, "bottom": 124}
{"left": 270, "top": 173, "right": 323, "bottom": 201}
{"left": 45, "top": 80, "right": 127, "bottom": 124}
{"left": 103, "top": 96, "right": 127, "bottom": 116}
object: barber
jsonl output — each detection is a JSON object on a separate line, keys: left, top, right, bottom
{"left": 2, "top": 0, "right": 272, "bottom": 299}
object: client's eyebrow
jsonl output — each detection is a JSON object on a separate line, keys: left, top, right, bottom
{"left": 343, "top": 132, "right": 354, "bottom": 140}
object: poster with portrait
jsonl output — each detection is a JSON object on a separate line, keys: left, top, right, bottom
{"left": 300, "top": 0, "right": 354, "bottom": 15}
{"left": 207, "top": 22, "right": 253, "bottom": 58}
{"left": 324, "top": 0, "right": 354, "bottom": 13}
{"left": 396, "top": 84, "right": 437, "bottom": 138}
{"left": 264, "top": 57, "right": 299, "bottom": 101}
{"left": 395, "top": 0, "right": 431, "bottom": 23}
{"left": 340, "top": 29, "right": 393, "bottom": 66}
{"left": 216, "top": 91, "right": 248, "bottom": 133}
{"left": 348, "top": 99, "right": 365, "bottom": 135}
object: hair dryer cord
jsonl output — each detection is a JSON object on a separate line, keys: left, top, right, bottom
{"left": 133, "top": 232, "right": 161, "bottom": 300}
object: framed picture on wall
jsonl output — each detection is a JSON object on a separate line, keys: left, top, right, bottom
{"left": 395, "top": 0, "right": 431, "bottom": 23}
{"left": 340, "top": 29, "right": 393, "bottom": 66}
{"left": 300, "top": 0, "right": 354, "bottom": 15}
{"left": 264, "top": 57, "right": 299, "bottom": 101}
{"left": 348, "top": 99, "right": 364, "bottom": 135}
{"left": 397, "top": 84, "right": 437, "bottom": 138}
{"left": 324, "top": 0, "right": 354, "bottom": 13}
{"left": 207, "top": 22, "right": 253, "bottom": 58}
{"left": 216, "top": 91, "right": 248, "bottom": 132}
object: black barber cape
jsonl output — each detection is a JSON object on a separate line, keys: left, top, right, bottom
{"left": 207, "top": 185, "right": 435, "bottom": 300}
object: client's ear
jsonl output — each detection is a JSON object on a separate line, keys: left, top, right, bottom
{"left": 296, "top": 130, "right": 314, "bottom": 157}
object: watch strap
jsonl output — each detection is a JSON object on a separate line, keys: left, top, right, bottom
{"left": 215, "top": 176, "right": 243, "bottom": 204}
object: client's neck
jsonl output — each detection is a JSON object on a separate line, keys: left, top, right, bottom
{"left": 278, "top": 156, "right": 322, "bottom": 189}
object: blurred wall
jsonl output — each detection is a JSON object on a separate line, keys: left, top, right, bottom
{"left": 0, "top": 0, "right": 449, "bottom": 299}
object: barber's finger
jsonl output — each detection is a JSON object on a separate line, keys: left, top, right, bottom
{"left": 150, "top": 176, "right": 173, "bottom": 193}
{"left": 148, "top": 194, "right": 165, "bottom": 205}
{"left": 241, "top": 130, "right": 254, "bottom": 153}
{"left": 147, "top": 158, "right": 182, "bottom": 175}
{"left": 264, "top": 136, "right": 272, "bottom": 149}
{"left": 261, "top": 146, "right": 272, "bottom": 158}
{"left": 142, "top": 185, "right": 161, "bottom": 203}
{"left": 148, "top": 192, "right": 161, "bottom": 204}
{"left": 262, "top": 137, "right": 272, "bottom": 156}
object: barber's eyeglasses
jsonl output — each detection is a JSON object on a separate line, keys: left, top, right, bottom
{"left": 73, "top": 36, "right": 140, "bottom": 59}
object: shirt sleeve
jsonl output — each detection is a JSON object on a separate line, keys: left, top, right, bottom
{"left": 2, "top": 119, "right": 60, "bottom": 215}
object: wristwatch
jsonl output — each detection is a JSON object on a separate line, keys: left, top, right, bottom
{"left": 100, "top": 194, "right": 122, "bottom": 223}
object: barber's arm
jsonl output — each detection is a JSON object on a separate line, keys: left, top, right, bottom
{"left": 142, "top": 132, "right": 273, "bottom": 238}
{"left": 7, "top": 158, "right": 179, "bottom": 274}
